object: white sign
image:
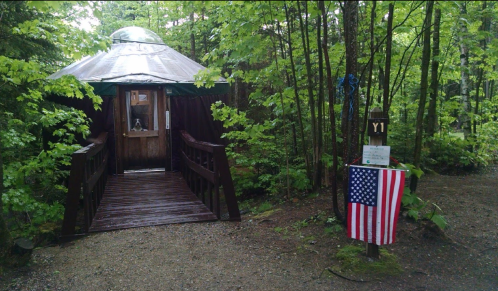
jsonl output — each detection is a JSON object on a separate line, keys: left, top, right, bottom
{"left": 166, "top": 111, "right": 170, "bottom": 129}
{"left": 362, "top": 145, "right": 390, "bottom": 166}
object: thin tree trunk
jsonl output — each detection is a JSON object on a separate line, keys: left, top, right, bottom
{"left": 147, "top": 5, "right": 151, "bottom": 28}
{"left": 277, "top": 21, "right": 298, "bottom": 157}
{"left": 382, "top": 3, "right": 394, "bottom": 145}
{"left": 315, "top": 2, "right": 324, "bottom": 190}
{"left": 458, "top": 2, "right": 472, "bottom": 141}
{"left": 267, "top": 2, "right": 290, "bottom": 198}
{"left": 284, "top": 2, "right": 310, "bottom": 180}
{"left": 378, "top": 65, "right": 384, "bottom": 104}
{"left": 202, "top": 6, "right": 208, "bottom": 66}
{"left": 320, "top": 1, "right": 343, "bottom": 221}
{"left": 474, "top": 69, "right": 483, "bottom": 135}
{"left": 297, "top": 1, "right": 318, "bottom": 187}
{"left": 156, "top": 1, "right": 159, "bottom": 33}
{"left": 411, "top": 1, "right": 433, "bottom": 193}
{"left": 474, "top": 1, "right": 488, "bottom": 135}
{"left": 190, "top": 11, "right": 196, "bottom": 61}
{"left": 342, "top": 0, "right": 359, "bottom": 221}
{"left": 483, "top": 1, "right": 491, "bottom": 101}
{"left": 427, "top": 8, "right": 441, "bottom": 137}
{"left": 361, "top": 1, "right": 376, "bottom": 146}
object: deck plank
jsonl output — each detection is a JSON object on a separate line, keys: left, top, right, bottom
{"left": 88, "top": 172, "right": 217, "bottom": 233}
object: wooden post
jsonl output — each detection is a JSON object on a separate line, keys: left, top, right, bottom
{"left": 367, "top": 107, "right": 382, "bottom": 259}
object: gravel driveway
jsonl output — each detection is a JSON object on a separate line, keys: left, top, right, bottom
{"left": 4, "top": 222, "right": 351, "bottom": 291}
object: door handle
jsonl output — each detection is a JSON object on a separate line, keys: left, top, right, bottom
{"left": 123, "top": 133, "right": 128, "bottom": 137}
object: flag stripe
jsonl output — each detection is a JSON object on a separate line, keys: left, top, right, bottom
{"left": 382, "top": 170, "right": 388, "bottom": 245}
{"left": 367, "top": 206, "right": 373, "bottom": 243}
{"left": 376, "top": 170, "right": 383, "bottom": 245}
{"left": 347, "top": 202, "right": 353, "bottom": 238}
{"left": 383, "top": 169, "right": 389, "bottom": 245}
{"left": 371, "top": 206, "right": 377, "bottom": 244}
{"left": 356, "top": 203, "right": 361, "bottom": 241}
{"left": 361, "top": 204, "right": 366, "bottom": 242}
{"left": 389, "top": 169, "right": 398, "bottom": 243}
{"left": 391, "top": 171, "right": 405, "bottom": 244}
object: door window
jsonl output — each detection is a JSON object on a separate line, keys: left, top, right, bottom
{"left": 125, "top": 90, "right": 158, "bottom": 132}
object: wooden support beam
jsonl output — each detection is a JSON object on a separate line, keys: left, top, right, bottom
{"left": 367, "top": 107, "right": 382, "bottom": 259}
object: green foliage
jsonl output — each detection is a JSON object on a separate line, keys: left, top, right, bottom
{"left": 292, "top": 219, "right": 309, "bottom": 231}
{"left": 401, "top": 187, "right": 447, "bottom": 230}
{"left": 324, "top": 216, "right": 344, "bottom": 236}
{"left": 212, "top": 101, "right": 310, "bottom": 197}
{"left": 394, "top": 165, "right": 447, "bottom": 229}
{"left": 194, "top": 68, "right": 223, "bottom": 88}
{"left": 0, "top": 1, "right": 107, "bottom": 242}
{"left": 395, "top": 163, "right": 423, "bottom": 179}
{"left": 253, "top": 201, "right": 273, "bottom": 214}
{"left": 428, "top": 136, "right": 476, "bottom": 167}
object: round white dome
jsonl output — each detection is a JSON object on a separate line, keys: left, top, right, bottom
{"left": 110, "top": 26, "right": 164, "bottom": 44}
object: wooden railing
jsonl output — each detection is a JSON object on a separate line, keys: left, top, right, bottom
{"left": 180, "top": 130, "right": 241, "bottom": 221}
{"left": 61, "top": 132, "right": 109, "bottom": 237}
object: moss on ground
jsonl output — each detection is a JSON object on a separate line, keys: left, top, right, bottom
{"left": 252, "top": 208, "right": 281, "bottom": 219}
{"left": 335, "top": 245, "right": 403, "bottom": 276}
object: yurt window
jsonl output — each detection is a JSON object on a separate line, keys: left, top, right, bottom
{"left": 125, "top": 90, "right": 159, "bottom": 132}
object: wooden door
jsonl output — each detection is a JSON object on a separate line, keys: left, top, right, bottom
{"left": 114, "top": 86, "right": 168, "bottom": 173}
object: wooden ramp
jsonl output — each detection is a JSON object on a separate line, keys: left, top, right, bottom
{"left": 88, "top": 171, "right": 218, "bottom": 232}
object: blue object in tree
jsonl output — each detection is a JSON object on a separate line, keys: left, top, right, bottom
{"left": 337, "top": 74, "right": 358, "bottom": 120}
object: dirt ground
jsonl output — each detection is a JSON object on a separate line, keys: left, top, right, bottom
{"left": 1, "top": 166, "right": 497, "bottom": 290}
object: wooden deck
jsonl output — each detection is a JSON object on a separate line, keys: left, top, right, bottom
{"left": 88, "top": 171, "right": 218, "bottom": 232}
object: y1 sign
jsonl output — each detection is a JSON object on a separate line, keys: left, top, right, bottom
{"left": 368, "top": 118, "right": 388, "bottom": 136}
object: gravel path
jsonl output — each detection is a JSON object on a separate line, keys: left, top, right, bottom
{"left": 4, "top": 222, "right": 350, "bottom": 291}
{"left": 3, "top": 167, "right": 498, "bottom": 290}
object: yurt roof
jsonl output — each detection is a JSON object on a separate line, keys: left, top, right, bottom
{"left": 48, "top": 27, "right": 227, "bottom": 96}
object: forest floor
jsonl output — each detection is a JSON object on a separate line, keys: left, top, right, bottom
{"left": 1, "top": 166, "right": 497, "bottom": 290}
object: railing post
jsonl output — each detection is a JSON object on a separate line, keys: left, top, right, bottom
{"left": 61, "top": 132, "right": 109, "bottom": 238}
{"left": 213, "top": 146, "right": 240, "bottom": 221}
{"left": 179, "top": 130, "right": 240, "bottom": 221}
{"left": 61, "top": 153, "right": 86, "bottom": 236}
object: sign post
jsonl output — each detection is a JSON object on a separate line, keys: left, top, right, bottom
{"left": 366, "top": 107, "right": 383, "bottom": 259}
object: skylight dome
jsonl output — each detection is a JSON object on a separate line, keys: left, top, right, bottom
{"left": 110, "top": 26, "right": 164, "bottom": 44}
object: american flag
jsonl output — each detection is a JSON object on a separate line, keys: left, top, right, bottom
{"left": 347, "top": 165, "right": 405, "bottom": 245}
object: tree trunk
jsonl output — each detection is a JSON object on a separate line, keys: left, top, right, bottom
{"left": 277, "top": 21, "right": 298, "bottom": 157}
{"left": 268, "top": 2, "right": 290, "bottom": 198}
{"left": 474, "top": 69, "right": 483, "bottom": 136}
{"left": 411, "top": 1, "right": 433, "bottom": 193}
{"left": 360, "top": 1, "right": 376, "bottom": 147}
{"left": 315, "top": 2, "right": 324, "bottom": 190}
{"left": 190, "top": 11, "right": 196, "bottom": 61}
{"left": 426, "top": 8, "right": 441, "bottom": 137}
{"left": 378, "top": 65, "right": 384, "bottom": 103}
{"left": 458, "top": 2, "right": 472, "bottom": 141}
{"left": 382, "top": 3, "right": 394, "bottom": 145}
{"left": 297, "top": 1, "right": 318, "bottom": 187}
{"left": 320, "top": 1, "right": 343, "bottom": 221}
{"left": 474, "top": 1, "right": 489, "bottom": 136}
{"left": 284, "top": 3, "right": 311, "bottom": 180}
{"left": 202, "top": 6, "right": 208, "bottom": 66}
{"left": 342, "top": 0, "right": 359, "bottom": 220}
